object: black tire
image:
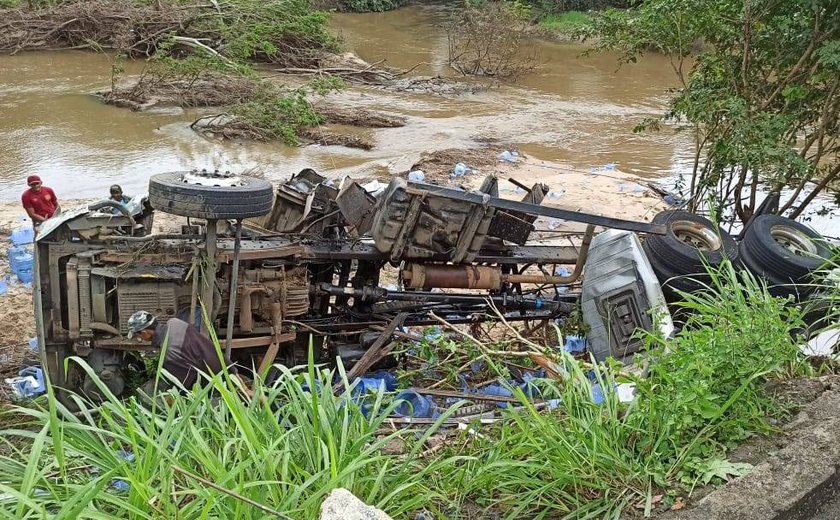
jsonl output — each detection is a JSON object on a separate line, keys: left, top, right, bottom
{"left": 643, "top": 243, "right": 710, "bottom": 295}
{"left": 643, "top": 211, "right": 738, "bottom": 301}
{"left": 148, "top": 171, "right": 274, "bottom": 220}
{"left": 739, "top": 215, "right": 832, "bottom": 297}
{"left": 646, "top": 210, "right": 738, "bottom": 270}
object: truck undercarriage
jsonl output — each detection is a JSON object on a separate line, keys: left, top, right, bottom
{"left": 30, "top": 168, "right": 690, "bottom": 399}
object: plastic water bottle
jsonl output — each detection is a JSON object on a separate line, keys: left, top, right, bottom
{"left": 452, "top": 163, "right": 469, "bottom": 177}
{"left": 498, "top": 150, "right": 516, "bottom": 163}
{"left": 562, "top": 334, "right": 587, "bottom": 353}
{"left": 393, "top": 390, "right": 434, "bottom": 418}
{"left": 0, "top": 278, "right": 6, "bottom": 296}
{"left": 28, "top": 337, "right": 39, "bottom": 352}
{"left": 8, "top": 246, "right": 33, "bottom": 275}
{"left": 17, "top": 268, "right": 33, "bottom": 284}
{"left": 6, "top": 366, "right": 46, "bottom": 399}
{"left": 10, "top": 224, "right": 34, "bottom": 246}
{"left": 408, "top": 170, "right": 425, "bottom": 182}
{"left": 554, "top": 266, "right": 570, "bottom": 294}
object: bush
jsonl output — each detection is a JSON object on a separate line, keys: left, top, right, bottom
{"left": 327, "top": 0, "right": 406, "bottom": 13}
{"left": 0, "top": 262, "right": 822, "bottom": 519}
{"left": 447, "top": 1, "right": 538, "bottom": 78}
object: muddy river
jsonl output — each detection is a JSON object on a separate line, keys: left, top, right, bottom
{"left": 0, "top": 4, "right": 693, "bottom": 198}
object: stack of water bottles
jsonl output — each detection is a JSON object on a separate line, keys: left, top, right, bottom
{"left": 7, "top": 219, "right": 35, "bottom": 285}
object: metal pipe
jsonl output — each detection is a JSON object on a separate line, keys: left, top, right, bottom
{"left": 201, "top": 220, "right": 218, "bottom": 336}
{"left": 224, "top": 219, "right": 243, "bottom": 359}
{"left": 503, "top": 224, "right": 594, "bottom": 285}
{"left": 403, "top": 224, "right": 596, "bottom": 289}
{"left": 99, "top": 234, "right": 203, "bottom": 242}
{"left": 315, "top": 282, "right": 572, "bottom": 312}
{"left": 188, "top": 250, "right": 200, "bottom": 328}
{"left": 403, "top": 264, "right": 502, "bottom": 289}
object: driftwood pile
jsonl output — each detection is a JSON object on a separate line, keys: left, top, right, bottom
{"left": 0, "top": 0, "right": 208, "bottom": 55}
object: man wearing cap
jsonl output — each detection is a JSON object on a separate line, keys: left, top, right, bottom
{"left": 126, "top": 310, "right": 251, "bottom": 396}
{"left": 108, "top": 185, "right": 131, "bottom": 215}
{"left": 21, "top": 175, "right": 59, "bottom": 228}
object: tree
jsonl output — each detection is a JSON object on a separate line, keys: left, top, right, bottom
{"left": 447, "top": 1, "right": 538, "bottom": 78}
{"left": 588, "top": 0, "right": 840, "bottom": 224}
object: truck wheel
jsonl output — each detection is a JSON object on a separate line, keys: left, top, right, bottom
{"left": 645, "top": 210, "right": 738, "bottom": 268}
{"left": 149, "top": 170, "right": 274, "bottom": 220}
{"left": 739, "top": 215, "right": 831, "bottom": 295}
{"left": 643, "top": 210, "right": 738, "bottom": 298}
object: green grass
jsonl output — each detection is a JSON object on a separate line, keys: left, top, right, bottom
{"left": 538, "top": 11, "right": 593, "bottom": 35}
{"left": 0, "top": 351, "right": 465, "bottom": 519}
{"left": 435, "top": 262, "right": 814, "bottom": 518}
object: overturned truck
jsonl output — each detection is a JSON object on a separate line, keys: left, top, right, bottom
{"left": 33, "top": 169, "right": 829, "bottom": 399}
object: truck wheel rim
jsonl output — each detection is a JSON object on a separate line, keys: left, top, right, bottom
{"left": 770, "top": 225, "right": 817, "bottom": 256}
{"left": 671, "top": 221, "right": 721, "bottom": 251}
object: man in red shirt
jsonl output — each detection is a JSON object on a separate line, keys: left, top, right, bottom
{"left": 21, "top": 175, "right": 59, "bottom": 228}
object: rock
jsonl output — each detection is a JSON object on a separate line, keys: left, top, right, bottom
{"left": 319, "top": 488, "right": 393, "bottom": 520}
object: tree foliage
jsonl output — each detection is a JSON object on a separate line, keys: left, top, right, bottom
{"left": 590, "top": 0, "right": 840, "bottom": 224}
{"left": 325, "top": 0, "right": 406, "bottom": 13}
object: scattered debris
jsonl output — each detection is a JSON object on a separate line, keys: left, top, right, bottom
{"left": 801, "top": 329, "right": 840, "bottom": 358}
{"left": 298, "top": 128, "right": 375, "bottom": 150}
{"left": 405, "top": 146, "right": 505, "bottom": 181}
{"left": 316, "top": 105, "right": 407, "bottom": 128}
{"left": 5, "top": 366, "right": 45, "bottom": 400}
{"left": 386, "top": 75, "right": 489, "bottom": 96}
{"left": 99, "top": 76, "right": 261, "bottom": 111}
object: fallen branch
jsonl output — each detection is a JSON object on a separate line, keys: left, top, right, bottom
{"left": 171, "top": 35, "right": 238, "bottom": 69}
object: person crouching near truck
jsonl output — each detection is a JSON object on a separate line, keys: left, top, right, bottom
{"left": 126, "top": 311, "right": 253, "bottom": 400}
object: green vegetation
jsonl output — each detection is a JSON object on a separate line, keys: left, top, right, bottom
{"left": 0, "top": 0, "right": 343, "bottom": 145}
{"left": 101, "top": 0, "right": 343, "bottom": 144}
{"left": 231, "top": 86, "right": 327, "bottom": 144}
{"left": 537, "top": 10, "right": 592, "bottom": 35}
{"left": 2, "top": 260, "right": 829, "bottom": 518}
{"left": 325, "top": 0, "right": 406, "bottom": 13}
{"left": 441, "top": 262, "right": 812, "bottom": 517}
{"left": 588, "top": 0, "right": 840, "bottom": 224}
{"left": 0, "top": 354, "right": 461, "bottom": 518}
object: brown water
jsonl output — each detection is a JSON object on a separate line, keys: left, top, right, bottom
{"left": 0, "top": 4, "right": 692, "bottom": 201}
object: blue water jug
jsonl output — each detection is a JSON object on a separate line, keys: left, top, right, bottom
{"left": 17, "top": 268, "right": 33, "bottom": 284}
{"left": 393, "top": 390, "right": 434, "bottom": 418}
{"left": 10, "top": 225, "right": 34, "bottom": 246}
